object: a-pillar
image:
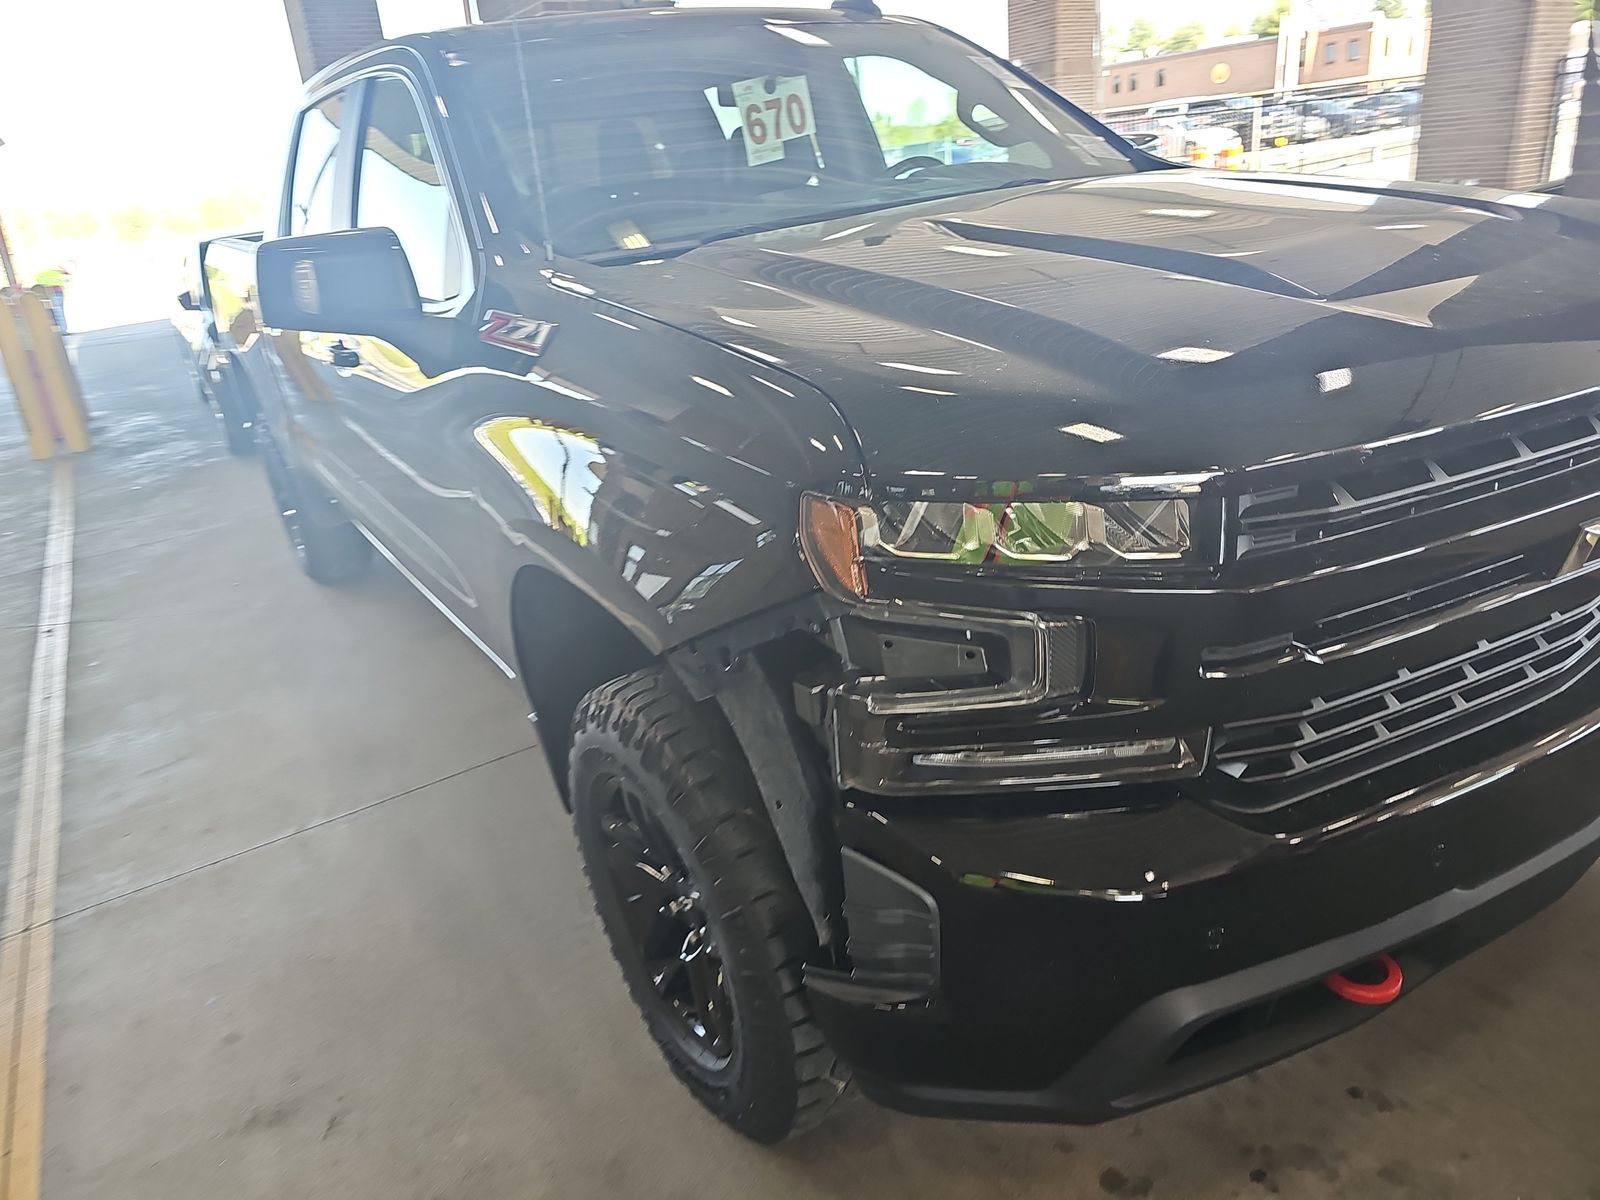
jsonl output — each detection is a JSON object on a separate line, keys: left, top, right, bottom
{"left": 1415, "top": 0, "right": 1573, "bottom": 189}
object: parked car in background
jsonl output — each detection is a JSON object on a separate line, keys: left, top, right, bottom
{"left": 173, "top": 235, "right": 263, "bottom": 455}
{"left": 1186, "top": 96, "right": 1260, "bottom": 147}
{"left": 1177, "top": 120, "right": 1245, "bottom": 168}
{"left": 1353, "top": 90, "right": 1422, "bottom": 128}
{"left": 1140, "top": 99, "right": 1197, "bottom": 123}
{"left": 213, "top": 3, "right": 1600, "bottom": 1147}
{"left": 1301, "top": 97, "right": 1378, "bottom": 139}
{"left": 1114, "top": 117, "right": 1243, "bottom": 167}
{"left": 1260, "top": 102, "right": 1330, "bottom": 145}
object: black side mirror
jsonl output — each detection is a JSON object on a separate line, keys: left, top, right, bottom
{"left": 257, "top": 228, "right": 422, "bottom": 338}
{"left": 176, "top": 290, "right": 200, "bottom": 312}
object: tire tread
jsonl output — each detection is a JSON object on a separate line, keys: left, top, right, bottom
{"left": 570, "top": 667, "right": 848, "bottom": 1141}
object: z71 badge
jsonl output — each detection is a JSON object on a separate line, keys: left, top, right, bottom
{"left": 478, "top": 310, "right": 557, "bottom": 357}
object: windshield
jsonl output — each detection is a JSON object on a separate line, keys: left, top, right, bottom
{"left": 457, "top": 15, "right": 1136, "bottom": 260}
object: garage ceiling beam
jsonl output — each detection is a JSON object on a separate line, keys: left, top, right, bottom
{"left": 281, "top": 0, "right": 385, "bottom": 82}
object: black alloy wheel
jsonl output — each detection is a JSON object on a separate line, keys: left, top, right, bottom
{"left": 569, "top": 667, "right": 847, "bottom": 1141}
{"left": 593, "top": 773, "right": 736, "bottom": 1068}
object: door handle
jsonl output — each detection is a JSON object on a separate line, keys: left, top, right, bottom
{"left": 330, "top": 340, "right": 360, "bottom": 370}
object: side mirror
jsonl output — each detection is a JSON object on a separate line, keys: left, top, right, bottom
{"left": 176, "top": 290, "right": 200, "bottom": 312}
{"left": 256, "top": 228, "right": 422, "bottom": 338}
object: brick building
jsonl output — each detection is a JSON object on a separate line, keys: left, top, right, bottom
{"left": 1007, "top": 0, "right": 1101, "bottom": 112}
{"left": 1102, "top": 16, "right": 1429, "bottom": 110}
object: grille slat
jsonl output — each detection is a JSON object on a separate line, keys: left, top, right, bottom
{"left": 1236, "top": 410, "right": 1600, "bottom": 559}
{"left": 1214, "top": 593, "right": 1600, "bottom": 791}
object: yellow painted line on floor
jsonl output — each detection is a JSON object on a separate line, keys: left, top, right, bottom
{"left": 0, "top": 460, "right": 75, "bottom": 1200}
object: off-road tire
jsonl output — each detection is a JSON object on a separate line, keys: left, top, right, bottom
{"left": 570, "top": 666, "right": 848, "bottom": 1142}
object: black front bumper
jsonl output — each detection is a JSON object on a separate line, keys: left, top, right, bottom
{"left": 808, "top": 708, "right": 1600, "bottom": 1123}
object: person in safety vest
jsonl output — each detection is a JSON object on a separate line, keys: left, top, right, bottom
{"left": 33, "top": 264, "right": 69, "bottom": 332}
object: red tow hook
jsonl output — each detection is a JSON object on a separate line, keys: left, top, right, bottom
{"left": 1324, "top": 953, "right": 1404, "bottom": 1006}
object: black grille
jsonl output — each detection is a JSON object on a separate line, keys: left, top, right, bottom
{"left": 1236, "top": 408, "right": 1600, "bottom": 559}
{"left": 1203, "top": 552, "right": 1546, "bottom": 676}
{"left": 1213, "top": 589, "right": 1600, "bottom": 807}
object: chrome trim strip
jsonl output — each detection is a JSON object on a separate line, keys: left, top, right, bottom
{"left": 1212, "top": 610, "right": 1600, "bottom": 813}
{"left": 1202, "top": 556, "right": 1600, "bottom": 679}
{"left": 353, "top": 522, "right": 517, "bottom": 679}
{"left": 1237, "top": 383, "right": 1600, "bottom": 476}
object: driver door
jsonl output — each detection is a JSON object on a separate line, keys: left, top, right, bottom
{"left": 316, "top": 71, "right": 483, "bottom": 620}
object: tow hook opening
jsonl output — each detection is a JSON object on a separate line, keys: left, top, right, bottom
{"left": 1324, "top": 953, "right": 1404, "bottom": 1006}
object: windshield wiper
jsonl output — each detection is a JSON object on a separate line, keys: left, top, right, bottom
{"left": 576, "top": 179, "right": 1078, "bottom": 266}
{"left": 579, "top": 202, "right": 905, "bottom": 265}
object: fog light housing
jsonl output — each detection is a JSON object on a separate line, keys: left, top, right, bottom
{"left": 835, "top": 707, "right": 1206, "bottom": 794}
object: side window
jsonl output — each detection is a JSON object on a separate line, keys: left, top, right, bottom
{"left": 287, "top": 93, "right": 348, "bottom": 237}
{"left": 355, "top": 76, "right": 467, "bottom": 304}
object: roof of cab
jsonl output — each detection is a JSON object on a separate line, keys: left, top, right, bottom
{"left": 306, "top": 4, "right": 892, "bottom": 92}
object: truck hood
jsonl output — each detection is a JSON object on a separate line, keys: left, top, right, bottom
{"left": 578, "top": 171, "right": 1600, "bottom": 492}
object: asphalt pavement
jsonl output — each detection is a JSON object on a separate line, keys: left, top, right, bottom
{"left": 2, "top": 323, "right": 1599, "bottom": 1199}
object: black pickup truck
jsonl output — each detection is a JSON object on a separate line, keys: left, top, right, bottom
{"left": 214, "top": 2, "right": 1600, "bottom": 1142}
{"left": 174, "top": 234, "right": 264, "bottom": 454}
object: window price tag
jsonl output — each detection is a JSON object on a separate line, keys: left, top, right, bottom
{"left": 732, "top": 75, "right": 816, "bottom": 166}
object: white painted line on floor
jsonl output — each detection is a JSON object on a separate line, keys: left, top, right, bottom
{"left": 0, "top": 459, "right": 75, "bottom": 1200}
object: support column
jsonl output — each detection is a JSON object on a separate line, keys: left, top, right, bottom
{"left": 1007, "top": 0, "right": 1102, "bottom": 114}
{"left": 1569, "top": 28, "right": 1600, "bottom": 199}
{"left": 281, "top": 0, "right": 384, "bottom": 82}
{"left": 1415, "top": 0, "right": 1572, "bottom": 189}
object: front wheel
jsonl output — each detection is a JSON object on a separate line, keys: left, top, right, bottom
{"left": 570, "top": 668, "right": 847, "bottom": 1142}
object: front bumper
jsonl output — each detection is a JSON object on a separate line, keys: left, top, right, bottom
{"left": 808, "top": 705, "right": 1600, "bottom": 1123}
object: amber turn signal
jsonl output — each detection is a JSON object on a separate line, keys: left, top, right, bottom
{"left": 800, "top": 493, "right": 868, "bottom": 600}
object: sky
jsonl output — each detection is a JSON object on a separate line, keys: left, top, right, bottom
{"left": 0, "top": 0, "right": 1407, "bottom": 217}
{"left": 1, "top": 0, "right": 306, "bottom": 220}
{"left": 0, "top": 0, "right": 1006, "bottom": 223}
{"left": 0, "top": 0, "right": 1403, "bottom": 324}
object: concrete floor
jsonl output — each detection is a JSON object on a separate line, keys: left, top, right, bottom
{"left": 2, "top": 324, "right": 1600, "bottom": 1199}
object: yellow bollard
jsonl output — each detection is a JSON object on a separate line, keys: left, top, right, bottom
{"left": 15, "top": 292, "right": 89, "bottom": 453}
{"left": 0, "top": 295, "right": 55, "bottom": 460}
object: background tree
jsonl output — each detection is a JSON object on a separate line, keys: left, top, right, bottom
{"left": 1122, "top": 17, "right": 1162, "bottom": 56}
{"left": 1162, "top": 21, "right": 1207, "bottom": 52}
{"left": 1251, "top": 0, "right": 1292, "bottom": 37}
{"left": 1372, "top": 0, "right": 1406, "bottom": 17}
{"left": 1579, "top": 0, "right": 1596, "bottom": 21}
{"left": 109, "top": 207, "right": 154, "bottom": 243}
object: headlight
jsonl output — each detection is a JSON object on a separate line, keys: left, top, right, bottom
{"left": 799, "top": 490, "right": 1200, "bottom": 600}
{"left": 864, "top": 498, "right": 1191, "bottom": 566}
